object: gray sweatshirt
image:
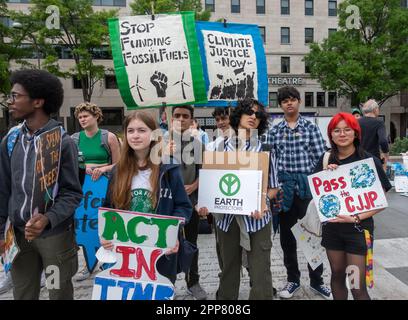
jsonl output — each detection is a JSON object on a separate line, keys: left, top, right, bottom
{"left": 0, "top": 120, "right": 83, "bottom": 238}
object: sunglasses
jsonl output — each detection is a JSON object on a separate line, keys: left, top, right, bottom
{"left": 243, "top": 109, "right": 263, "bottom": 119}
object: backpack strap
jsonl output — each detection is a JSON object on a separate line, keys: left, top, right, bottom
{"left": 323, "top": 151, "right": 330, "bottom": 170}
{"left": 6, "top": 126, "right": 21, "bottom": 158}
{"left": 100, "top": 129, "right": 112, "bottom": 164}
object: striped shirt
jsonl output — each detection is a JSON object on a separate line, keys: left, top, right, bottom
{"left": 215, "top": 137, "right": 279, "bottom": 233}
{"left": 266, "top": 116, "right": 326, "bottom": 175}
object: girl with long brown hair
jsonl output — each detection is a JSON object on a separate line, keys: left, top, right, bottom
{"left": 101, "top": 110, "right": 192, "bottom": 284}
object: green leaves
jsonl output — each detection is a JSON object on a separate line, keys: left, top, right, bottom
{"left": 305, "top": 0, "right": 408, "bottom": 105}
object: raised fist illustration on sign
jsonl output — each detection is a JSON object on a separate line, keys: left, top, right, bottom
{"left": 150, "top": 71, "right": 168, "bottom": 97}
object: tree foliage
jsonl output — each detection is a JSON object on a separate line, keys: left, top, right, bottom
{"left": 304, "top": 0, "right": 408, "bottom": 105}
{"left": 130, "top": 0, "right": 211, "bottom": 21}
{"left": 26, "top": 0, "right": 118, "bottom": 102}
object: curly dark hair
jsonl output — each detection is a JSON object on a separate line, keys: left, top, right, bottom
{"left": 229, "top": 98, "right": 269, "bottom": 136}
{"left": 10, "top": 69, "right": 64, "bottom": 115}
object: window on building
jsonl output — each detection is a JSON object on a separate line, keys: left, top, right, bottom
{"left": 269, "top": 92, "right": 278, "bottom": 108}
{"left": 259, "top": 26, "right": 266, "bottom": 43}
{"left": 73, "top": 77, "right": 88, "bottom": 89}
{"left": 6, "top": 0, "right": 31, "bottom": 3}
{"left": 281, "top": 0, "right": 290, "bottom": 15}
{"left": 256, "top": 0, "right": 265, "bottom": 14}
{"left": 93, "top": 0, "right": 126, "bottom": 6}
{"left": 328, "top": 92, "right": 337, "bottom": 107}
{"left": 305, "top": 61, "right": 311, "bottom": 73}
{"left": 281, "top": 57, "right": 290, "bottom": 73}
{"left": 305, "top": 92, "right": 314, "bottom": 107}
{"left": 0, "top": 16, "right": 13, "bottom": 27}
{"left": 328, "top": 28, "right": 337, "bottom": 36}
{"left": 281, "top": 27, "right": 290, "bottom": 44}
{"left": 100, "top": 108, "right": 124, "bottom": 126}
{"left": 231, "top": 0, "right": 240, "bottom": 13}
{"left": 105, "top": 75, "right": 117, "bottom": 89}
{"left": 401, "top": 0, "right": 408, "bottom": 7}
{"left": 305, "top": 28, "right": 314, "bottom": 44}
{"left": 205, "top": 0, "right": 215, "bottom": 12}
{"left": 317, "top": 92, "right": 326, "bottom": 107}
{"left": 329, "top": 1, "right": 337, "bottom": 16}
{"left": 91, "top": 46, "right": 112, "bottom": 59}
{"left": 305, "top": 0, "right": 314, "bottom": 16}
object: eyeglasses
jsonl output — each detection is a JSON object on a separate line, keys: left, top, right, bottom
{"left": 243, "top": 109, "right": 262, "bottom": 119}
{"left": 173, "top": 113, "right": 191, "bottom": 120}
{"left": 332, "top": 128, "right": 354, "bottom": 135}
{"left": 7, "top": 92, "right": 29, "bottom": 103}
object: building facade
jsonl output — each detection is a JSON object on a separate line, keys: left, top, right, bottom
{"left": 1, "top": 0, "right": 407, "bottom": 139}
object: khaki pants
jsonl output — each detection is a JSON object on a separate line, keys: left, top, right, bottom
{"left": 217, "top": 218, "right": 273, "bottom": 300}
{"left": 11, "top": 227, "right": 78, "bottom": 300}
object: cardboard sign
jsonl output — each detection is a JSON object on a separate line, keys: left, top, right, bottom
{"left": 291, "top": 222, "right": 325, "bottom": 271}
{"left": 308, "top": 158, "right": 388, "bottom": 222}
{"left": 92, "top": 208, "right": 184, "bottom": 300}
{"left": 200, "top": 151, "right": 269, "bottom": 213}
{"left": 198, "top": 169, "right": 262, "bottom": 215}
{"left": 195, "top": 21, "right": 268, "bottom": 107}
{"left": 74, "top": 174, "right": 109, "bottom": 273}
{"left": 108, "top": 12, "right": 207, "bottom": 109}
{"left": 2, "top": 219, "right": 20, "bottom": 273}
{"left": 30, "top": 127, "right": 62, "bottom": 217}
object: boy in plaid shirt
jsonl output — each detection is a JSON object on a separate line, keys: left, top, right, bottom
{"left": 266, "top": 86, "right": 332, "bottom": 299}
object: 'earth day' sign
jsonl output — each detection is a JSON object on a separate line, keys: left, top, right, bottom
{"left": 108, "top": 12, "right": 207, "bottom": 109}
{"left": 92, "top": 208, "right": 184, "bottom": 300}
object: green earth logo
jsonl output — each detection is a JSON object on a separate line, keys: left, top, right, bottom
{"left": 219, "top": 174, "right": 241, "bottom": 196}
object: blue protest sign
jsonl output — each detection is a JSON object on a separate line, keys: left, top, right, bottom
{"left": 195, "top": 21, "right": 268, "bottom": 107}
{"left": 74, "top": 174, "right": 109, "bottom": 272}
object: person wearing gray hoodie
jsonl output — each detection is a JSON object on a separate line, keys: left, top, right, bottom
{"left": 0, "top": 69, "right": 83, "bottom": 300}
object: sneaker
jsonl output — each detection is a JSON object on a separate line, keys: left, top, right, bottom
{"left": 0, "top": 273, "right": 13, "bottom": 294}
{"left": 310, "top": 284, "right": 333, "bottom": 300}
{"left": 279, "top": 282, "right": 300, "bottom": 299}
{"left": 187, "top": 283, "right": 208, "bottom": 300}
{"left": 73, "top": 267, "right": 91, "bottom": 282}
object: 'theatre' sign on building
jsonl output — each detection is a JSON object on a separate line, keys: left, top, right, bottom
{"left": 308, "top": 158, "right": 388, "bottom": 222}
{"left": 92, "top": 208, "right": 184, "bottom": 300}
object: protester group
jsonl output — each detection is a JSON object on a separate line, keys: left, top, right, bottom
{"left": 0, "top": 68, "right": 394, "bottom": 301}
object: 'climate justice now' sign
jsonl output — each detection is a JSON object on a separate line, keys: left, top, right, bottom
{"left": 108, "top": 12, "right": 207, "bottom": 109}
{"left": 92, "top": 208, "right": 184, "bottom": 300}
{"left": 308, "top": 158, "right": 388, "bottom": 222}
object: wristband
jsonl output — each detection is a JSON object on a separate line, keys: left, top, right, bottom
{"left": 353, "top": 214, "right": 361, "bottom": 224}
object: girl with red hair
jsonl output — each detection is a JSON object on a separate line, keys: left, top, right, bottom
{"left": 313, "top": 112, "right": 391, "bottom": 300}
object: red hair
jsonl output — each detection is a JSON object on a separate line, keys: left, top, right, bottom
{"left": 327, "top": 112, "right": 361, "bottom": 141}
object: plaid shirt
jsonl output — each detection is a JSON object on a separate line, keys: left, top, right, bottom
{"left": 216, "top": 137, "right": 279, "bottom": 233}
{"left": 266, "top": 116, "right": 326, "bottom": 175}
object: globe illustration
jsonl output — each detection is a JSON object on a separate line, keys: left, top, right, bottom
{"left": 350, "top": 163, "right": 376, "bottom": 188}
{"left": 318, "top": 194, "right": 340, "bottom": 218}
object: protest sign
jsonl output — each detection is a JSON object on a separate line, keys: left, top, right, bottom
{"left": 74, "top": 174, "right": 109, "bottom": 273}
{"left": 308, "top": 158, "right": 388, "bottom": 222}
{"left": 2, "top": 219, "right": 20, "bottom": 273}
{"left": 200, "top": 151, "right": 269, "bottom": 213}
{"left": 198, "top": 169, "right": 262, "bottom": 215}
{"left": 30, "top": 127, "right": 62, "bottom": 217}
{"left": 195, "top": 21, "right": 268, "bottom": 107}
{"left": 108, "top": 12, "right": 207, "bottom": 109}
{"left": 92, "top": 208, "right": 184, "bottom": 300}
{"left": 291, "top": 222, "right": 325, "bottom": 271}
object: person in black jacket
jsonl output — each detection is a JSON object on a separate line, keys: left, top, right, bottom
{"left": 359, "top": 99, "right": 389, "bottom": 168}
{"left": 314, "top": 112, "right": 391, "bottom": 300}
{"left": 0, "top": 69, "right": 83, "bottom": 300}
{"left": 100, "top": 110, "right": 192, "bottom": 285}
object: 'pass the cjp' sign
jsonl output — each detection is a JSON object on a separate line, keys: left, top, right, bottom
{"left": 308, "top": 158, "right": 388, "bottom": 222}
{"left": 198, "top": 169, "right": 262, "bottom": 215}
